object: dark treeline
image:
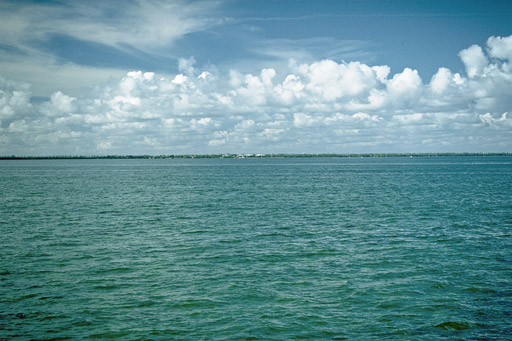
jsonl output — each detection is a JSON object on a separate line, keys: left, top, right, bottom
{"left": 1, "top": 152, "right": 511, "bottom": 160}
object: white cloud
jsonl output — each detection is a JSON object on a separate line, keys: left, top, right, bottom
{"left": 198, "top": 71, "right": 211, "bottom": 80}
{"left": 352, "top": 112, "right": 381, "bottom": 122}
{"left": 179, "top": 57, "right": 197, "bottom": 76}
{"left": 40, "top": 91, "right": 77, "bottom": 117}
{"left": 274, "top": 74, "right": 305, "bottom": 105}
{"left": 235, "top": 119, "right": 256, "bottom": 130}
{"left": 392, "top": 113, "right": 423, "bottom": 124}
{"left": 429, "top": 67, "right": 454, "bottom": 94}
{"left": 0, "top": 52, "right": 127, "bottom": 97}
{"left": 0, "top": 75, "right": 32, "bottom": 120}
{"left": 0, "top": 0, "right": 220, "bottom": 51}
{"left": 249, "top": 38, "right": 376, "bottom": 65}
{"left": 303, "top": 60, "right": 381, "bottom": 101}
{"left": 459, "top": 45, "right": 489, "bottom": 78}
{"left": 487, "top": 35, "right": 512, "bottom": 61}
{"left": 1, "top": 35, "right": 512, "bottom": 155}
{"left": 479, "top": 112, "right": 512, "bottom": 129}
{"left": 293, "top": 113, "right": 315, "bottom": 127}
{"left": 386, "top": 68, "right": 422, "bottom": 98}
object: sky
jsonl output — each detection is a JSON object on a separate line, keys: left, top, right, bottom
{"left": 0, "top": 0, "right": 511, "bottom": 155}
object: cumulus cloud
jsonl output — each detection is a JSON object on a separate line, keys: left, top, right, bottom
{"left": 1, "top": 35, "right": 512, "bottom": 155}
{"left": 487, "top": 35, "right": 512, "bottom": 61}
{"left": 459, "top": 45, "right": 489, "bottom": 78}
{"left": 0, "top": 76, "right": 32, "bottom": 121}
{"left": 480, "top": 112, "right": 512, "bottom": 129}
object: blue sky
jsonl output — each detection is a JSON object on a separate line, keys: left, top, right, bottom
{"left": 0, "top": 0, "right": 511, "bottom": 155}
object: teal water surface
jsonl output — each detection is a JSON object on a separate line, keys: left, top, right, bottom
{"left": 1, "top": 156, "right": 511, "bottom": 339}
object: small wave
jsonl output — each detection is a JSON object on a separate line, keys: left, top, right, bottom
{"left": 93, "top": 285, "right": 118, "bottom": 290}
{"left": 39, "top": 296, "right": 64, "bottom": 300}
{"left": 94, "top": 267, "right": 132, "bottom": 274}
{"left": 17, "top": 293, "right": 38, "bottom": 301}
{"left": 39, "top": 314, "right": 69, "bottom": 321}
{"left": 463, "top": 287, "right": 497, "bottom": 294}
{"left": 434, "top": 321, "right": 471, "bottom": 330}
{"left": 88, "top": 331, "right": 131, "bottom": 339}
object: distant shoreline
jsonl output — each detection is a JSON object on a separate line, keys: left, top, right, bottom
{"left": 1, "top": 153, "right": 511, "bottom": 160}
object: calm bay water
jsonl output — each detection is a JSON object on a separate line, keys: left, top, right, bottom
{"left": 1, "top": 156, "right": 511, "bottom": 339}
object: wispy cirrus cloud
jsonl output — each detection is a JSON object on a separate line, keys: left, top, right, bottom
{"left": 0, "top": 0, "right": 223, "bottom": 96}
{"left": 250, "top": 38, "right": 376, "bottom": 64}
{"left": 0, "top": 0, "right": 221, "bottom": 51}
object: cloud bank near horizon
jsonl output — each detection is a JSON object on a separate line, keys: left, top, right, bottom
{"left": 1, "top": 35, "right": 511, "bottom": 155}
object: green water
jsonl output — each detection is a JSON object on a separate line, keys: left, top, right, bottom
{"left": 1, "top": 157, "right": 511, "bottom": 339}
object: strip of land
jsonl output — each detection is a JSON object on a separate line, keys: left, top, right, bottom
{"left": 1, "top": 153, "right": 511, "bottom": 160}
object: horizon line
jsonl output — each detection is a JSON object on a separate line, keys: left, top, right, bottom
{"left": 1, "top": 152, "right": 511, "bottom": 160}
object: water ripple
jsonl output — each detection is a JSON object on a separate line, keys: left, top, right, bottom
{"left": 0, "top": 156, "right": 511, "bottom": 339}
